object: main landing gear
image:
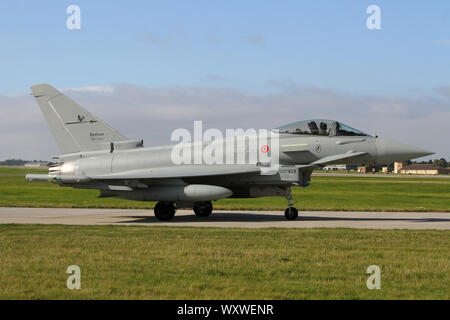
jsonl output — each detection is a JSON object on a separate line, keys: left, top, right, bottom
{"left": 154, "top": 202, "right": 176, "bottom": 221}
{"left": 284, "top": 187, "right": 298, "bottom": 220}
{"left": 193, "top": 201, "right": 213, "bottom": 217}
{"left": 154, "top": 201, "right": 214, "bottom": 220}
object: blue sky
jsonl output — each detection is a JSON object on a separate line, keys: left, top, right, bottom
{"left": 1, "top": 0, "right": 449, "bottom": 95}
{"left": 0, "top": 1, "right": 449, "bottom": 160}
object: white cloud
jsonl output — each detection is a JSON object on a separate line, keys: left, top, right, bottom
{"left": 0, "top": 83, "right": 448, "bottom": 160}
{"left": 436, "top": 86, "right": 450, "bottom": 99}
{"left": 204, "top": 74, "right": 226, "bottom": 81}
{"left": 368, "top": 100, "right": 407, "bottom": 115}
{"left": 65, "top": 86, "right": 115, "bottom": 94}
{"left": 434, "top": 40, "right": 450, "bottom": 46}
{"left": 204, "top": 33, "right": 217, "bottom": 43}
{"left": 141, "top": 32, "right": 162, "bottom": 45}
{"left": 247, "top": 34, "right": 266, "bottom": 46}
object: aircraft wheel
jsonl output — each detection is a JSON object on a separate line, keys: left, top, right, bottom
{"left": 193, "top": 201, "right": 213, "bottom": 217}
{"left": 284, "top": 207, "right": 298, "bottom": 220}
{"left": 154, "top": 202, "right": 176, "bottom": 221}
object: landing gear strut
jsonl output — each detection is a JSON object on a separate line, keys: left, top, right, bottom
{"left": 154, "top": 202, "right": 176, "bottom": 221}
{"left": 193, "top": 201, "right": 213, "bottom": 217}
{"left": 284, "top": 187, "right": 298, "bottom": 220}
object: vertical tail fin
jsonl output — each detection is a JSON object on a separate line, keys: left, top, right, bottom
{"left": 30, "top": 83, "right": 128, "bottom": 154}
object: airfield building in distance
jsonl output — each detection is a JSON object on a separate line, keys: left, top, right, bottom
{"left": 394, "top": 161, "right": 406, "bottom": 173}
{"left": 399, "top": 164, "right": 448, "bottom": 175}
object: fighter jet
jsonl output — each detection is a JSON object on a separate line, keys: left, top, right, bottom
{"left": 26, "top": 84, "right": 433, "bottom": 220}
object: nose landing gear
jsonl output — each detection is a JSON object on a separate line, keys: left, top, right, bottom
{"left": 284, "top": 187, "right": 299, "bottom": 220}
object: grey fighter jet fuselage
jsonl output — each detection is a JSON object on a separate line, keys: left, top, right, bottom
{"left": 26, "top": 84, "right": 433, "bottom": 220}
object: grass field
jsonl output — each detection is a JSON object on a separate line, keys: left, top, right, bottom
{"left": 0, "top": 224, "right": 448, "bottom": 299}
{"left": 0, "top": 167, "right": 448, "bottom": 212}
{"left": 0, "top": 168, "right": 449, "bottom": 299}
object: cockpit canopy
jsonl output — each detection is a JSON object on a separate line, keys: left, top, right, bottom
{"left": 275, "top": 120, "right": 370, "bottom": 137}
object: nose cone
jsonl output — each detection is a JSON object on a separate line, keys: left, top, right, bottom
{"left": 375, "top": 139, "right": 434, "bottom": 163}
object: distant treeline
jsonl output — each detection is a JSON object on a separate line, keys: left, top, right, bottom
{"left": 409, "top": 158, "right": 448, "bottom": 168}
{"left": 0, "top": 159, "right": 50, "bottom": 166}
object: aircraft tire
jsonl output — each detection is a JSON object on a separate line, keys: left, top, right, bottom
{"left": 284, "top": 207, "right": 298, "bottom": 220}
{"left": 193, "top": 201, "right": 213, "bottom": 217}
{"left": 154, "top": 202, "right": 176, "bottom": 221}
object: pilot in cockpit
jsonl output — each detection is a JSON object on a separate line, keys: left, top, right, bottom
{"left": 319, "top": 122, "right": 328, "bottom": 135}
